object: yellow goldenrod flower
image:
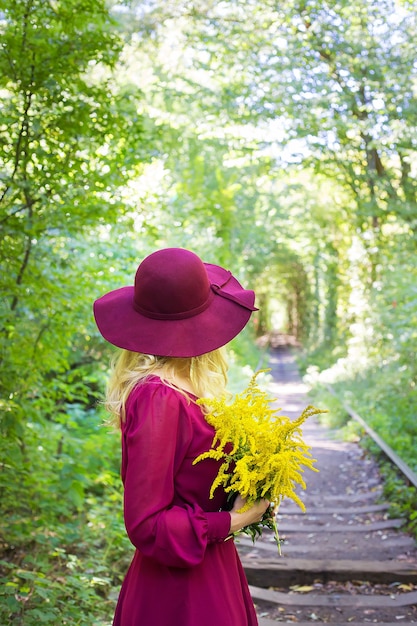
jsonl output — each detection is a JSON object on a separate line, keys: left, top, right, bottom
{"left": 193, "top": 370, "right": 327, "bottom": 552}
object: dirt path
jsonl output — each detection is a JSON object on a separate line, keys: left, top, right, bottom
{"left": 238, "top": 346, "right": 417, "bottom": 625}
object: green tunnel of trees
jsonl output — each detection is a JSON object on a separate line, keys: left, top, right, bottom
{"left": 1, "top": 0, "right": 417, "bottom": 623}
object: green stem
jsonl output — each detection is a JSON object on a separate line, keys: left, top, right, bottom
{"left": 272, "top": 516, "right": 281, "bottom": 556}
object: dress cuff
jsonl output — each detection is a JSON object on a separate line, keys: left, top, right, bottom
{"left": 205, "top": 511, "right": 231, "bottom": 543}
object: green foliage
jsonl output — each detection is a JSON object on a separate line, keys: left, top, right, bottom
{"left": 0, "top": 0, "right": 147, "bottom": 431}
{"left": 303, "top": 232, "right": 417, "bottom": 475}
{"left": 0, "top": 399, "right": 127, "bottom": 625}
{"left": 229, "top": 323, "right": 267, "bottom": 369}
{"left": 338, "top": 369, "right": 417, "bottom": 471}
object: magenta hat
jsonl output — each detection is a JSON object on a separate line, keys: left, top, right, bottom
{"left": 93, "top": 248, "right": 257, "bottom": 357}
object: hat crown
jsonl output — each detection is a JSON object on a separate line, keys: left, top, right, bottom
{"left": 134, "top": 248, "right": 211, "bottom": 317}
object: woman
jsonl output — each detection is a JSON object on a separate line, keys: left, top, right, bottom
{"left": 93, "top": 248, "right": 269, "bottom": 626}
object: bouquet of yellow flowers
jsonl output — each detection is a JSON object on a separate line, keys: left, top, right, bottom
{"left": 193, "top": 371, "right": 326, "bottom": 553}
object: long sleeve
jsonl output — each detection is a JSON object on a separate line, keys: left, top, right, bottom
{"left": 121, "top": 382, "right": 231, "bottom": 568}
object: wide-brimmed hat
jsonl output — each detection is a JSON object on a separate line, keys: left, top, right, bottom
{"left": 93, "top": 248, "right": 257, "bottom": 357}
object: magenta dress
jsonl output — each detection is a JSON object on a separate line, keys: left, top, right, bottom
{"left": 112, "top": 377, "right": 258, "bottom": 626}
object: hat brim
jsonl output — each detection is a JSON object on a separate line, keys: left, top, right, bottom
{"left": 93, "top": 264, "right": 256, "bottom": 357}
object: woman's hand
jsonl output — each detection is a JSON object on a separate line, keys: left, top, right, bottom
{"left": 228, "top": 494, "right": 270, "bottom": 534}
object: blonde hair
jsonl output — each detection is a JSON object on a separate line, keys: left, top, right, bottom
{"left": 105, "top": 347, "right": 229, "bottom": 428}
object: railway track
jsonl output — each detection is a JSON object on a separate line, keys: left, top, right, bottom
{"left": 238, "top": 343, "right": 417, "bottom": 625}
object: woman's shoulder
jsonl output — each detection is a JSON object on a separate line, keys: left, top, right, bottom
{"left": 126, "top": 375, "right": 197, "bottom": 412}
{"left": 123, "top": 376, "right": 200, "bottom": 436}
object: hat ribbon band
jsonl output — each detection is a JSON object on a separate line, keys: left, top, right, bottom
{"left": 211, "top": 283, "right": 258, "bottom": 312}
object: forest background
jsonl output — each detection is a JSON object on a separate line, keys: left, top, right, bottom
{"left": 1, "top": 0, "right": 417, "bottom": 623}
